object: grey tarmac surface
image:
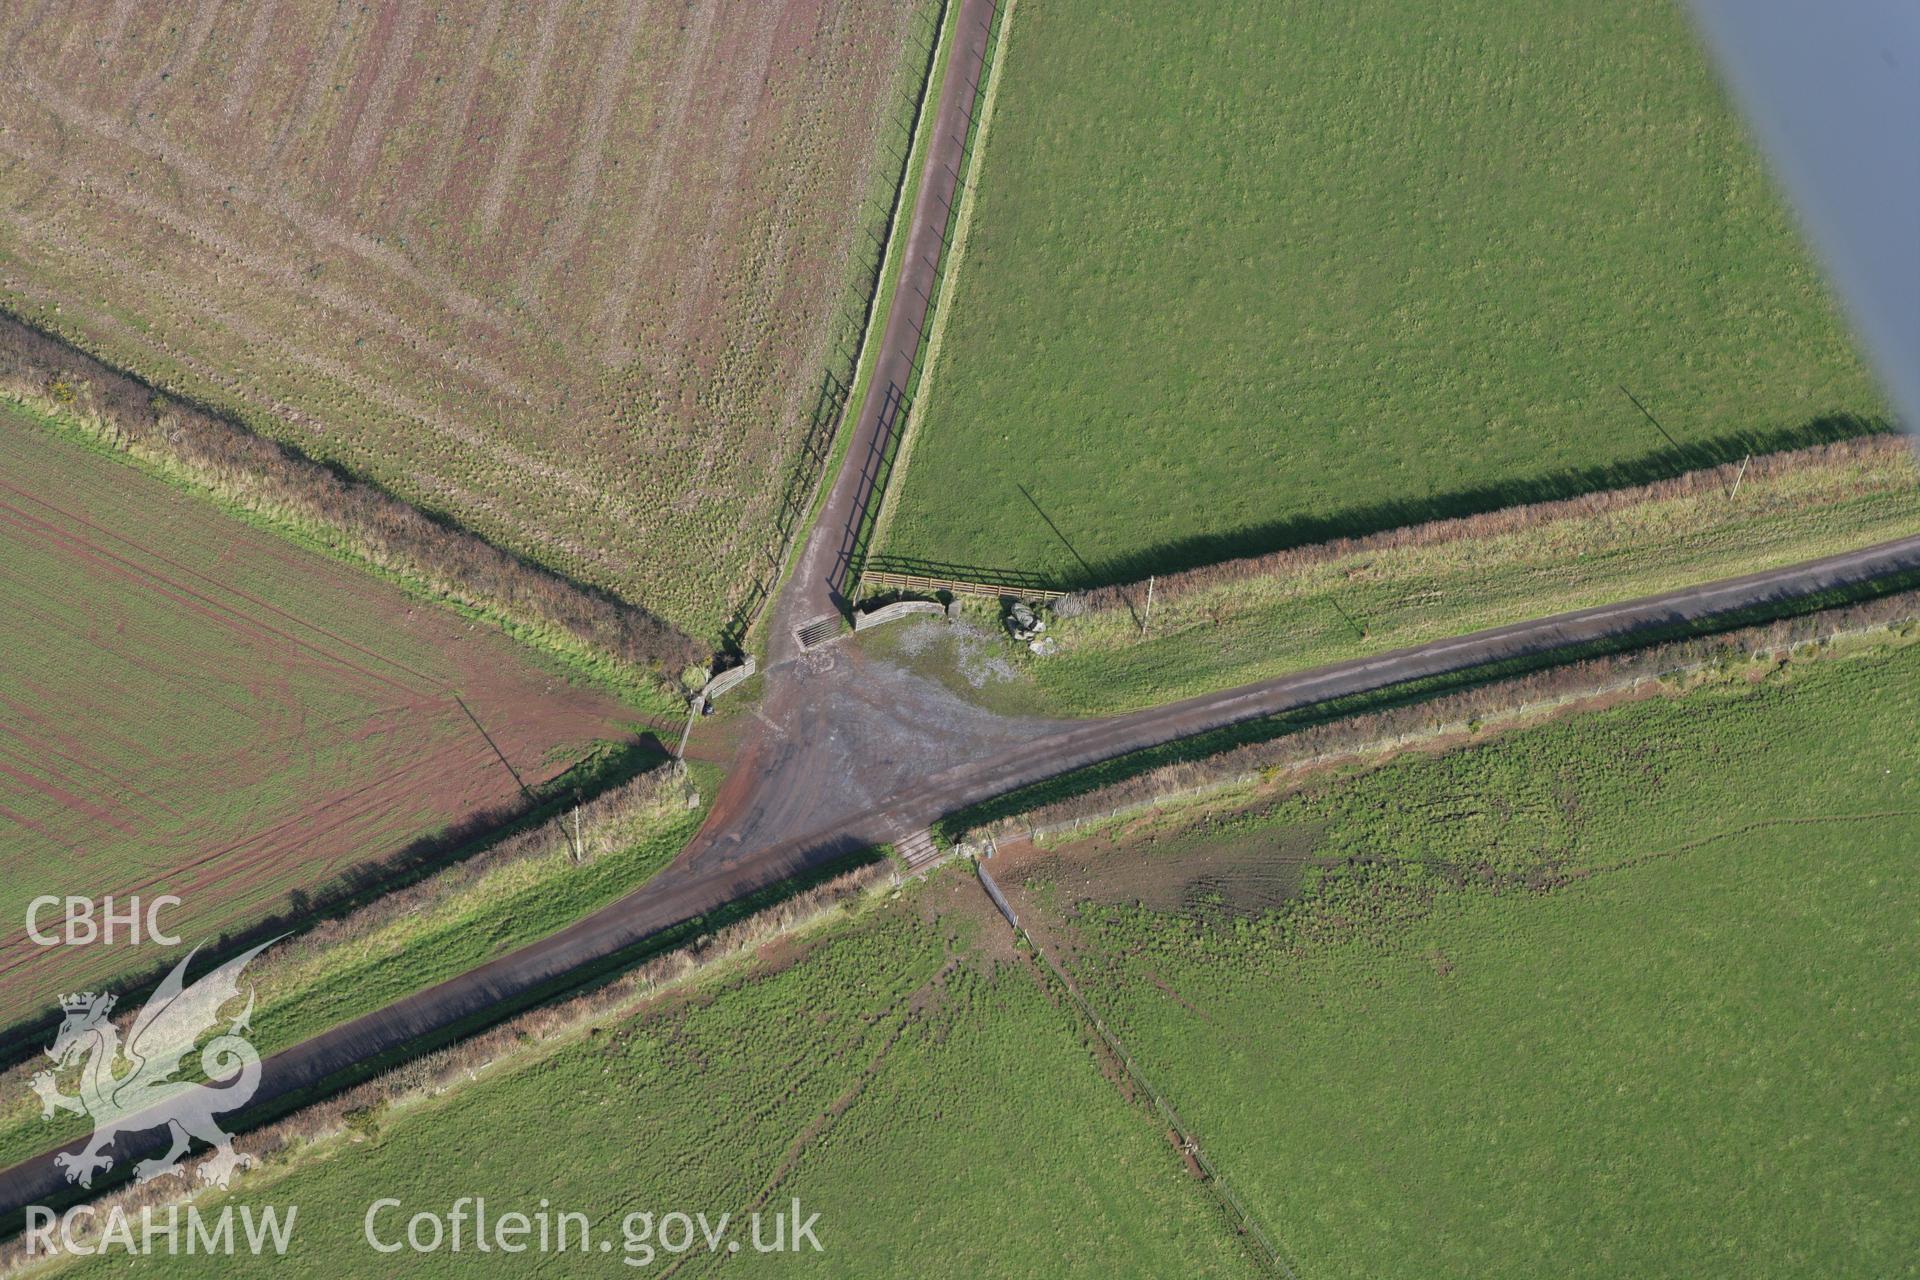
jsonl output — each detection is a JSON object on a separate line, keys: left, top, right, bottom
{"left": 5, "top": 0, "right": 1917, "bottom": 1222}
{"left": 5, "top": 531, "right": 1918, "bottom": 1220}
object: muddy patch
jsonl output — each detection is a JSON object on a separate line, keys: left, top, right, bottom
{"left": 855, "top": 617, "right": 1052, "bottom": 717}
{"left": 998, "top": 820, "right": 1325, "bottom": 923}
{"left": 914, "top": 868, "right": 1024, "bottom": 967}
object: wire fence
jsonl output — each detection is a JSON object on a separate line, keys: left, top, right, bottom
{"left": 842, "top": 0, "right": 1010, "bottom": 590}
{"left": 973, "top": 862, "right": 1302, "bottom": 1278}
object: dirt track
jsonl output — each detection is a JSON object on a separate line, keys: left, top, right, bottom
{"left": 4, "top": 0, "right": 1918, "bottom": 1219}
{"left": 772, "top": 0, "right": 999, "bottom": 661}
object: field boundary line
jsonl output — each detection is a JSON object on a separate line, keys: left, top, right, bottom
{"left": 975, "top": 860, "right": 1303, "bottom": 1278}
{"left": 0, "top": 370, "right": 692, "bottom": 710}
{"left": 0, "top": 857, "right": 902, "bottom": 1264}
{"left": 1068, "top": 434, "right": 1914, "bottom": 621}
{"left": 942, "top": 603, "right": 1920, "bottom": 851}
{"left": 798, "top": 0, "right": 952, "bottom": 534}
{"left": 1579, "top": 807, "right": 1920, "bottom": 882}
{"left": 724, "top": 0, "right": 954, "bottom": 657}
{"left": 862, "top": 567, "right": 1065, "bottom": 600}
{"left": 862, "top": 0, "right": 1020, "bottom": 577}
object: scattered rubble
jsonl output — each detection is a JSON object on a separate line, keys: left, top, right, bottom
{"left": 1006, "top": 601, "right": 1048, "bottom": 642}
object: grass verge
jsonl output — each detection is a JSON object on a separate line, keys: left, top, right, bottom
{"left": 738, "top": 0, "right": 957, "bottom": 659}
{"left": 838, "top": 0, "right": 1012, "bottom": 587}
{"left": 937, "top": 570, "right": 1920, "bottom": 841}
{"left": 861, "top": 0, "right": 1021, "bottom": 568}
{"left": 27, "top": 870, "right": 1252, "bottom": 1279}
{"left": 945, "top": 437, "right": 1920, "bottom": 715}
{"left": 0, "top": 764, "right": 717, "bottom": 1173}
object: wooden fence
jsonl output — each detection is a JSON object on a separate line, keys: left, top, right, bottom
{"left": 700, "top": 656, "right": 757, "bottom": 702}
{"left": 860, "top": 568, "right": 1067, "bottom": 602}
{"left": 853, "top": 600, "right": 947, "bottom": 631}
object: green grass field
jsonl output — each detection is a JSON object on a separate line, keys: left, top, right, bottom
{"left": 879, "top": 0, "right": 1884, "bottom": 588}
{"left": 50, "top": 880, "right": 1251, "bottom": 1278}
{"left": 1001, "top": 635, "right": 1920, "bottom": 1277}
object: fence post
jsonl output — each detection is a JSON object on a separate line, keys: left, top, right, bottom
{"left": 971, "top": 862, "right": 1300, "bottom": 1278}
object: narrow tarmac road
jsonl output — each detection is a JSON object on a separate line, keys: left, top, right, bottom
{"left": 5, "top": 0, "right": 1917, "bottom": 1220}
{"left": 5, "top": 532, "right": 1918, "bottom": 1221}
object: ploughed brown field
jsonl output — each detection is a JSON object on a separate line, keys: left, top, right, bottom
{"left": 0, "top": 0, "right": 923, "bottom": 638}
{"left": 0, "top": 406, "right": 638, "bottom": 1027}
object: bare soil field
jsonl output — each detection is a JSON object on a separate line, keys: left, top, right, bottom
{"left": 0, "top": 406, "right": 637, "bottom": 1027}
{"left": 0, "top": 0, "right": 924, "bottom": 639}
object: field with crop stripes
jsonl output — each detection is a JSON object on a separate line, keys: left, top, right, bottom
{"left": 879, "top": 0, "right": 1885, "bottom": 589}
{"left": 0, "top": 408, "right": 637, "bottom": 1027}
{"left": 0, "top": 0, "right": 928, "bottom": 639}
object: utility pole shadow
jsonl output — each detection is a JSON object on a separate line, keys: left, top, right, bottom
{"left": 1015, "top": 483, "right": 1140, "bottom": 629}
{"left": 454, "top": 693, "right": 536, "bottom": 804}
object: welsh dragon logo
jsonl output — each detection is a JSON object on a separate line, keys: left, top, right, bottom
{"left": 30, "top": 940, "right": 276, "bottom": 1190}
